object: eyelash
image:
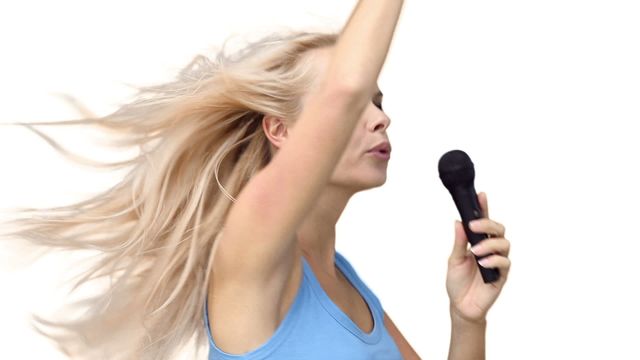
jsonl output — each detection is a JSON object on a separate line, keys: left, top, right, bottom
{"left": 373, "top": 101, "right": 383, "bottom": 110}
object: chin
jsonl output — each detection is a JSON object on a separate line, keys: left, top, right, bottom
{"left": 332, "top": 167, "right": 388, "bottom": 192}
{"left": 353, "top": 174, "right": 388, "bottom": 192}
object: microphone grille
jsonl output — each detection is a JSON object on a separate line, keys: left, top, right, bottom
{"left": 438, "top": 149, "right": 475, "bottom": 189}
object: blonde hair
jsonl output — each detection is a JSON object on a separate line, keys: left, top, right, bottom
{"left": 0, "top": 29, "right": 338, "bottom": 360}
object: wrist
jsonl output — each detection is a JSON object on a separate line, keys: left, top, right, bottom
{"left": 449, "top": 304, "right": 487, "bottom": 328}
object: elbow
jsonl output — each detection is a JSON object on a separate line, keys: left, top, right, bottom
{"left": 319, "top": 65, "right": 374, "bottom": 102}
{"left": 318, "top": 76, "right": 372, "bottom": 111}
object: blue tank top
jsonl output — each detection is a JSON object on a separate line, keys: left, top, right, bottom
{"left": 203, "top": 251, "right": 403, "bottom": 359}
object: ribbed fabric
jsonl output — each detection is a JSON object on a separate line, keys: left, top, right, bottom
{"left": 203, "top": 251, "right": 403, "bottom": 359}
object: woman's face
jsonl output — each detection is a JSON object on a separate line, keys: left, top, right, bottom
{"left": 328, "top": 84, "right": 391, "bottom": 194}
{"left": 264, "top": 47, "right": 392, "bottom": 194}
{"left": 309, "top": 47, "right": 392, "bottom": 193}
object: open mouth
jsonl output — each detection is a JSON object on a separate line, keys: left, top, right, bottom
{"left": 369, "top": 149, "right": 389, "bottom": 155}
{"left": 367, "top": 149, "right": 391, "bottom": 160}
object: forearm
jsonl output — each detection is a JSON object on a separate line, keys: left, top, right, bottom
{"left": 325, "top": 0, "right": 405, "bottom": 92}
{"left": 447, "top": 307, "right": 486, "bottom": 360}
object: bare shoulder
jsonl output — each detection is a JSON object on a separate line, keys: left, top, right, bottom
{"left": 383, "top": 311, "right": 421, "bottom": 359}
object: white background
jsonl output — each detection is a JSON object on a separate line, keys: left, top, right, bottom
{"left": 1, "top": 0, "right": 639, "bottom": 359}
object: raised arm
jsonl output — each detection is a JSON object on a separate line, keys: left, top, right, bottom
{"left": 215, "top": 0, "right": 405, "bottom": 283}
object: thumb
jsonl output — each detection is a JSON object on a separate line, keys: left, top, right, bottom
{"left": 450, "top": 220, "right": 469, "bottom": 263}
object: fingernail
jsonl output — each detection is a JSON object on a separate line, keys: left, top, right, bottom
{"left": 470, "top": 245, "right": 481, "bottom": 255}
{"left": 478, "top": 257, "right": 490, "bottom": 267}
{"left": 469, "top": 220, "right": 479, "bottom": 230}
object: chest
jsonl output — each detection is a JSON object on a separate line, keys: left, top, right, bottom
{"left": 280, "top": 260, "right": 374, "bottom": 334}
{"left": 322, "top": 274, "right": 375, "bottom": 333}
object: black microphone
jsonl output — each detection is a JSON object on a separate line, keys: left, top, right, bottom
{"left": 438, "top": 149, "right": 500, "bottom": 283}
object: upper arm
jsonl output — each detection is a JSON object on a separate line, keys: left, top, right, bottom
{"left": 213, "top": 83, "right": 366, "bottom": 284}
{"left": 383, "top": 311, "right": 421, "bottom": 360}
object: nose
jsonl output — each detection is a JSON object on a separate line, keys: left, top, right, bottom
{"left": 369, "top": 113, "right": 391, "bottom": 133}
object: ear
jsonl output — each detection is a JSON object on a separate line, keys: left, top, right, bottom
{"left": 262, "top": 114, "right": 289, "bottom": 151}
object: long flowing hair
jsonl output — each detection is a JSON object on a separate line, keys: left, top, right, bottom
{"left": 0, "top": 29, "right": 338, "bottom": 360}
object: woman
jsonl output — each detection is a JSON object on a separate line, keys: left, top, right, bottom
{"left": 1, "top": 0, "right": 511, "bottom": 359}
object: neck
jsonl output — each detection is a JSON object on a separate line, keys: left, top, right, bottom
{"left": 296, "top": 184, "right": 353, "bottom": 279}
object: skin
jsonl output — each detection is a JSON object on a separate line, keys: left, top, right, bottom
{"left": 262, "top": 46, "right": 390, "bottom": 279}
{"left": 446, "top": 192, "right": 511, "bottom": 360}
{"left": 262, "top": 46, "right": 512, "bottom": 359}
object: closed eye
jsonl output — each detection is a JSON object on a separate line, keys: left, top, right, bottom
{"left": 373, "top": 89, "right": 384, "bottom": 111}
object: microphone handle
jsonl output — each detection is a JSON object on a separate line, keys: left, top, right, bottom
{"left": 451, "top": 185, "right": 500, "bottom": 283}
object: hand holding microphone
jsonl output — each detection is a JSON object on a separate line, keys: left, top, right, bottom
{"left": 439, "top": 150, "right": 512, "bottom": 323}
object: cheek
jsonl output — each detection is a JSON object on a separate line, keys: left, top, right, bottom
{"left": 331, "top": 151, "right": 361, "bottom": 177}
{"left": 332, "top": 137, "right": 372, "bottom": 175}
{"left": 341, "top": 154, "right": 376, "bottom": 181}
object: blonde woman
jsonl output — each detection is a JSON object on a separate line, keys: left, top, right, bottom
{"left": 1, "top": 0, "right": 511, "bottom": 359}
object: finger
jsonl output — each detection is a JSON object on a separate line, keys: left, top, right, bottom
{"left": 478, "top": 192, "right": 489, "bottom": 218}
{"left": 470, "top": 238, "right": 510, "bottom": 257}
{"left": 468, "top": 218, "right": 506, "bottom": 237}
{"left": 450, "top": 220, "right": 470, "bottom": 264}
{"left": 477, "top": 254, "right": 511, "bottom": 272}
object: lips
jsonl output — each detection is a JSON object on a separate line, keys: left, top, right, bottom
{"left": 367, "top": 141, "right": 391, "bottom": 154}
